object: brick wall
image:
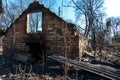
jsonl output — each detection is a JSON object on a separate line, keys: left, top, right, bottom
{"left": 3, "top": 1, "right": 89, "bottom": 60}
{"left": 3, "top": 14, "right": 28, "bottom": 56}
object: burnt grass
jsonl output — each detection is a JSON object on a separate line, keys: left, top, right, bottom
{"left": 0, "top": 56, "right": 110, "bottom": 80}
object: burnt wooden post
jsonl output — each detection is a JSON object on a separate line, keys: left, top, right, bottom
{"left": 75, "top": 68, "right": 78, "bottom": 80}
{"left": 74, "top": 67, "right": 79, "bottom": 80}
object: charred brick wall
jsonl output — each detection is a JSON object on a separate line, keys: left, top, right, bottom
{"left": 3, "top": 1, "right": 88, "bottom": 60}
{"left": 3, "top": 14, "right": 28, "bottom": 56}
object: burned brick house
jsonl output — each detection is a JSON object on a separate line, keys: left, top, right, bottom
{"left": 2, "top": 1, "right": 89, "bottom": 62}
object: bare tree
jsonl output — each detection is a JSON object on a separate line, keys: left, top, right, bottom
{"left": 72, "top": 0, "right": 105, "bottom": 37}
{"left": 71, "top": 0, "right": 106, "bottom": 59}
{"left": 109, "top": 17, "right": 120, "bottom": 37}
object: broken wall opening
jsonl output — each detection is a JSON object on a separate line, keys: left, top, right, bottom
{"left": 26, "top": 41, "right": 46, "bottom": 62}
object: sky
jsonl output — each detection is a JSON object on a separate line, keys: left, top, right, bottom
{"left": 104, "top": 0, "right": 120, "bottom": 17}
{"left": 2, "top": 0, "right": 120, "bottom": 21}
{"left": 60, "top": 0, "right": 120, "bottom": 23}
{"left": 66, "top": 0, "right": 120, "bottom": 21}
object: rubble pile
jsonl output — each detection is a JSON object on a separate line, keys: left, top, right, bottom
{"left": 0, "top": 73, "right": 41, "bottom": 80}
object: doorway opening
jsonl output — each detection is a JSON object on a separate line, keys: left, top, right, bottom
{"left": 26, "top": 42, "right": 46, "bottom": 63}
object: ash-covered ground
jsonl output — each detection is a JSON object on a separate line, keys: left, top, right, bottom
{"left": 0, "top": 56, "right": 110, "bottom": 80}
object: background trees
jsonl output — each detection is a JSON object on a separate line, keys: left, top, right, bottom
{"left": 71, "top": 0, "right": 106, "bottom": 52}
{"left": 72, "top": 0, "right": 105, "bottom": 37}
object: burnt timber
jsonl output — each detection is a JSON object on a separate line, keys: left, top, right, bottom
{"left": 49, "top": 55, "right": 120, "bottom": 80}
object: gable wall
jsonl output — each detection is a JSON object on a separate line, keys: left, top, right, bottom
{"left": 3, "top": 1, "right": 88, "bottom": 60}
